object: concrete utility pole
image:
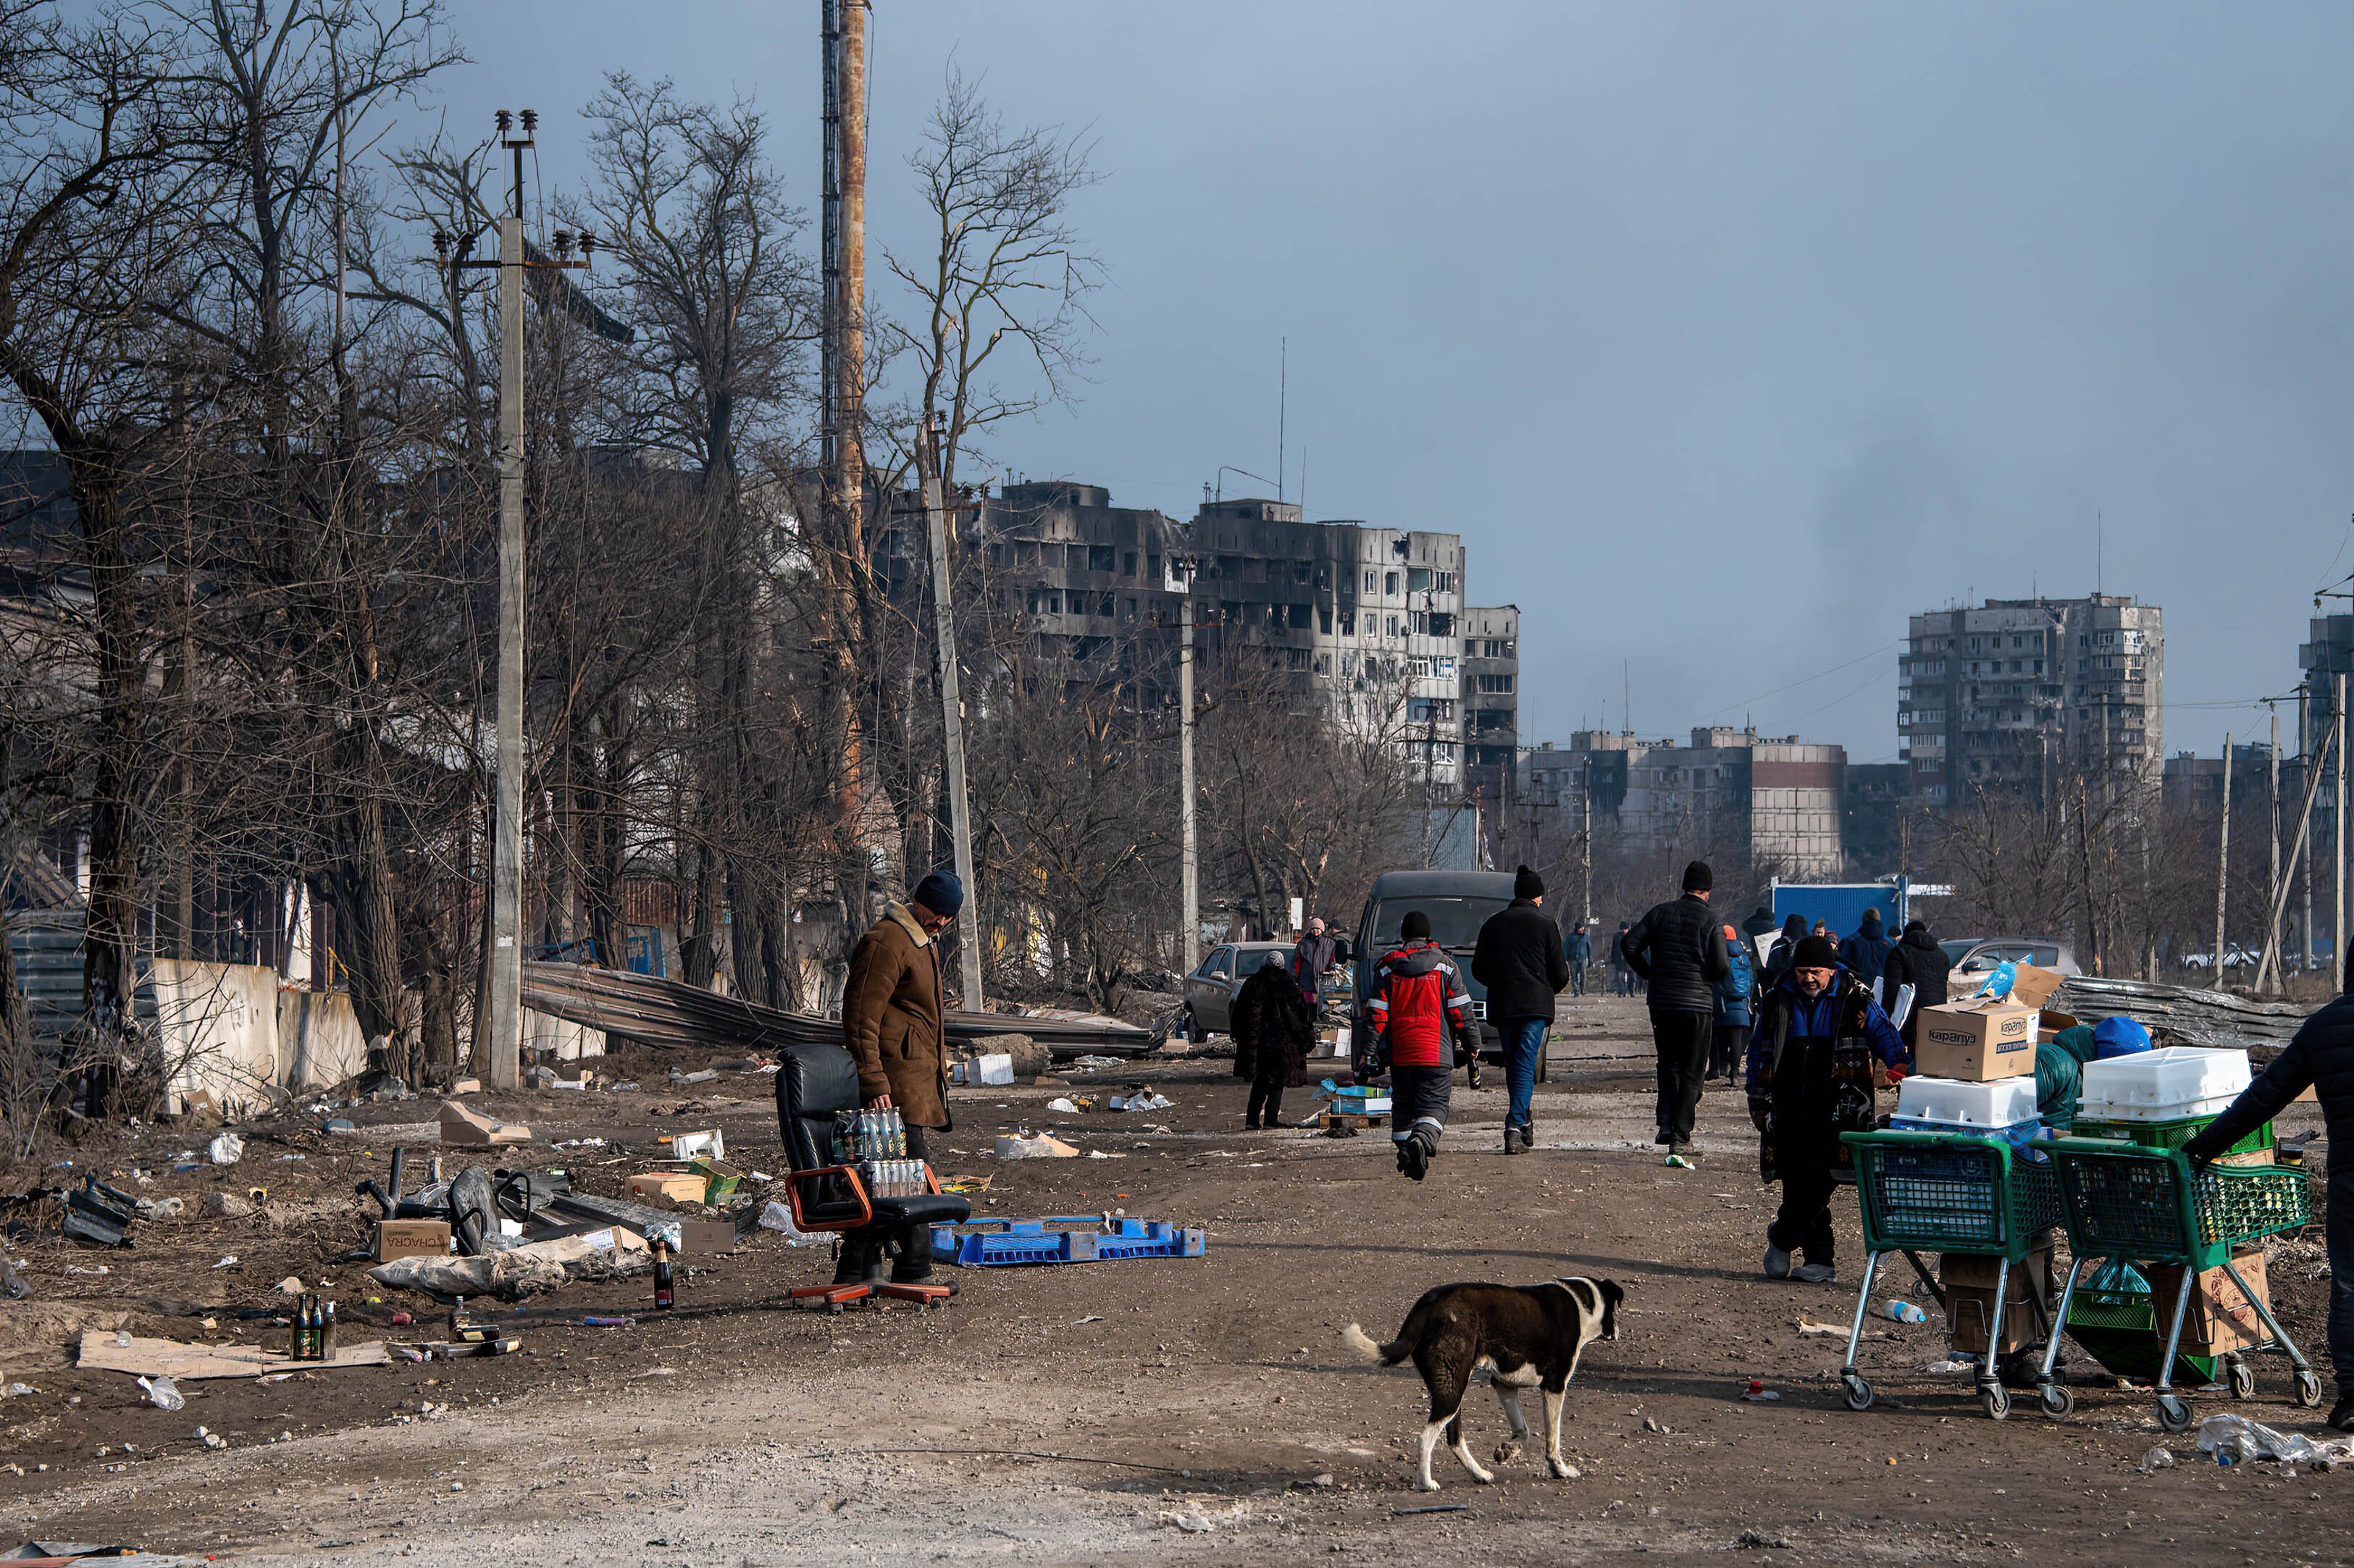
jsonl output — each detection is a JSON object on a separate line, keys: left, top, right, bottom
{"left": 2213, "top": 735, "right": 2231, "bottom": 984}
{"left": 1178, "top": 556, "right": 1199, "bottom": 974}
{"left": 2266, "top": 708, "right": 2281, "bottom": 986}
{"left": 918, "top": 416, "right": 981, "bottom": 1010}
{"left": 437, "top": 110, "right": 592, "bottom": 1088}
{"left": 2256, "top": 711, "right": 2334, "bottom": 995}
{"left": 2339, "top": 673, "right": 2348, "bottom": 984}
{"left": 820, "top": 1, "right": 867, "bottom": 558}
{"left": 1580, "top": 755, "right": 1593, "bottom": 927}
{"left": 485, "top": 114, "right": 531, "bottom": 1090}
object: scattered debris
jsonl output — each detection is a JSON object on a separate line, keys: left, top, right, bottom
{"left": 2141, "top": 1447, "right": 2177, "bottom": 1472}
{"left": 197, "top": 1426, "right": 227, "bottom": 1449}
{"left": 136, "top": 1375, "right": 184, "bottom": 1412}
{"left": 1733, "top": 1527, "right": 1795, "bottom": 1549}
{"left": 1160, "top": 1507, "right": 1215, "bottom": 1533}
{"left": 201, "top": 1191, "right": 254, "bottom": 1220}
{"left": 210, "top": 1256, "right": 238, "bottom": 1270}
{"left": 995, "top": 1133, "right": 1079, "bottom": 1160}
{"left": 1794, "top": 1315, "right": 1846, "bottom": 1336}
{"left": 2196, "top": 1413, "right": 2354, "bottom": 1471}
{"left": 206, "top": 1131, "right": 245, "bottom": 1166}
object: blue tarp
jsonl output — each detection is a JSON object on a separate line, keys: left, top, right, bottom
{"left": 1769, "top": 881, "right": 1905, "bottom": 942}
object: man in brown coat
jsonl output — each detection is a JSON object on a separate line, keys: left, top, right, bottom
{"left": 838, "top": 870, "right": 961, "bottom": 1284}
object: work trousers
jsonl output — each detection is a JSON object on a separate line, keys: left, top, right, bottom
{"left": 1389, "top": 1065, "right": 1452, "bottom": 1144}
{"left": 1499, "top": 1016, "right": 1547, "bottom": 1135}
{"left": 1769, "top": 1155, "right": 1839, "bottom": 1265}
{"left": 1650, "top": 1009, "right": 1712, "bottom": 1144}
{"left": 1710, "top": 1023, "right": 1750, "bottom": 1082}
{"left": 1246, "top": 1080, "right": 1286, "bottom": 1128}
{"left": 1568, "top": 965, "right": 1586, "bottom": 997}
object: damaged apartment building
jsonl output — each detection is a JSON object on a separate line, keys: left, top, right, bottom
{"left": 965, "top": 482, "right": 1517, "bottom": 790}
{"left": 1519, "top": 728, "right": 1848, "bottom": 879}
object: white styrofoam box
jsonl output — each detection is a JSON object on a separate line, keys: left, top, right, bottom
{"left": 2078, "top": 1046, "right": 2249, "bottom": 1119}
{"left": 1896, "top": 1074, "right": 2039, "bottom": 1128}
{"left": 975, "top": 1052, "right": 1015, "bottom": 1086}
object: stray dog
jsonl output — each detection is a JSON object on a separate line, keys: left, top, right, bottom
{"left": 1342, "top": 1277, "right": 1621, "bottom": 1491}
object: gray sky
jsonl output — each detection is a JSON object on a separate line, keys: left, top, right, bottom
{"left": 440, "top": 1, "right": 2354, "bottom": 763}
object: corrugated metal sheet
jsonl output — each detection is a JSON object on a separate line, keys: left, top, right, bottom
{"left": 7, "top": 913, "right": 158, "bottom": 1038}
{"left": 2051, "top": 976, "right": 2311, "bottom": 1057}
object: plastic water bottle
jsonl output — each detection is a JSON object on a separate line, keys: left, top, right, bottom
{"left": 1881, "top": 1300, "right": 1929, "bottom": 1325}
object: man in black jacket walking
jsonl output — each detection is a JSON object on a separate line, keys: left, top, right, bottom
{"left": 1473, "top": 865, "right": 1571, "bottom": 1154}
{"left": 1620, "top": 860, "right": 1732, "bottom": 1157}
{"left": 1880, "top": 920, "right": 1950, "bottom": 1061}
{"left": 2185, "top": 965, "right": 2354, "bottom": 1430}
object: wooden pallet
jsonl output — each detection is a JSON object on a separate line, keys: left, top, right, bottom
{"left": 1316, "top": 1109, "right": 1388, "bottom": 1131}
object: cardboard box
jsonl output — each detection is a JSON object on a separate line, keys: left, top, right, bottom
{"left": 374, "top": 1218, "right": 452, "bottom": 1262}
{"left": 673, "top": 1218, "right": 737, "bottom": 1254}
{"left": 1915, "top": 1003, "right": 2040, "bottom": 1081}
{"left": 627, "top": 1170, "right": 708, "bottom": 1204}
{"left": 1940, "top": 1244, "right": 2055, "bottom": 1354}
{"left": 2144, "top": 1247, "right": 2271, "bottom": 1357}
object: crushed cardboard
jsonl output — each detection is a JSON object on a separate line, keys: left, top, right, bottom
{"left": 78, "top": 1330, "right": 388, "bottom": 1380}
{"left": 439, "top": 1101, "right": 532, "bottom": 1146}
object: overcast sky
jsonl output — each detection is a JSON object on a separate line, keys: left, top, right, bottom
{"left": 439, "top": 1, "right": 2354, "bottom": 763}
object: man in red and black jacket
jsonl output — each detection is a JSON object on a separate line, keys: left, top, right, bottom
{"left": 1370, "top": 909, "right": 1474, "bottom": 1181}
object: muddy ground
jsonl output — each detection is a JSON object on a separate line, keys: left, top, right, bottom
{"left": 0, "top": 992, "right": 2345, "bottom": 1565}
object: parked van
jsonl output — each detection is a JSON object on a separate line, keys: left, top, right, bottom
{"left": 1350, "top": 869, "right": 1518, "bottom": 1067}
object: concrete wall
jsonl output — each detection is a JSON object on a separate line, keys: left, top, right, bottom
{"left": 150, "top": 959, "right": 283, "bottom": 1110}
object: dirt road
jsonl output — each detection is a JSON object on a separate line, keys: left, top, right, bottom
{"left": 7, "top": 994, "right": 2346, "bottom": 1564}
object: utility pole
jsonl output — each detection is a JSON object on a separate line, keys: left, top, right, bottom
{"left": 918, "top": 416, "right": 981, "bottom": 1010}
{"left": 437, "top": 109, "right": 591, "bottom": 1089}
{"left": 2266, "top": 708, "right": 2281, "bottom": 989}
{"left": 1178, "top": 554, "right": 1200, "bottom": 973}
{"left": 2213, "top": 735, "right": 2231, "bottom": 986}
{"left": 1580, "top": 754, "right": 1593, "bottom": 926}
{"left": 821, "top": 1, "right": 867, "bottom": 569}
{"left": 2256, "top": 712, "right": 2334, "bottom": 994}
{"left": 2339, "top": 673, "right": 2348, "bottom": 986}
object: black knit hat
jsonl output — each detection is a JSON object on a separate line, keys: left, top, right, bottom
{"left": 1514, "top": 863, "right": 1544, "bottom": 900}
{"left": 1402, "top": 910, "right": 1432, "bottom": 942}
{"left": 1681, "top": 860, "right": 1713, "bottom": 893}
{"left": 1792, "top": 934, "right": 1839, "bottom": 970}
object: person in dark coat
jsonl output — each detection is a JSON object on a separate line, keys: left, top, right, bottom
{"left": 1709, "top": 923, "right": 1754, "bottom": 1083}
{"left": 2185, "top": 965, "right": 2354, "bottom": 1430}
{"left": 1472, "top": 865, "right": 1571, "bottom": 1154}
{"left": 1880, "top": 919, "right": 1951, "bottom": 1060}
{"left": 1232, "top": 952, "right": 1313, "bottom": 1130}
{"left": 1619, "top": 860, "right": 1732, "bottom": 1156}
{"left": 1611, "top": 921, "right": 1638, "bottom": 995}
{"left": 1291, "top": 916, "right": 1338, "bottom": 1010}
{"left": 1744, "top": 935, "right": 1907, "bottom": 1285}
{"left": 1838, "top": 909, "right": 1895, "bottom": 999}
{"left": 1565, "top": 921, "right": 1594, "bottom": 997}
{"left": 1741, "top": 905, "right": 1778, "bottom": 946}
{"left": 1762, "top": 913, "right": 1808, "bottom": 990}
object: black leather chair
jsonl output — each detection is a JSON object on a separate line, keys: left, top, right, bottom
{"left": 774, "top": 1039, "right": 968, "bottom": 1309}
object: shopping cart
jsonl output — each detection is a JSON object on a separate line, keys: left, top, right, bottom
{"left": 1836, "top": 1130, "right": 2065, "bottom": 1420}
{"left": 2036, "top": 1138, "right": 2322, "bottom": 1430}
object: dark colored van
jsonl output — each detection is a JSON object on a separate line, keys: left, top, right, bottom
{"left": 1350, "top": 869, "right": 1518, "bottom": 1064}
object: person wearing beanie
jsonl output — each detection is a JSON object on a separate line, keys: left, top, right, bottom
{"left": 1370, "top": 907, "right": 1474, "bottom": 1181}
{"left": 1838, "top": 909, "right": 1894, "bottom": 1001}
{"left": 1709, "top": 923, "right": 1754, "bottom": 1083}
{"left": 1473, "top": 865, "right": 1571, "bottom": 1153}
{"left": 1762, "top": 913, "right": 1809, "bottom": 990}
{"left": 2183, "top": 958, "right": 2354, "bottom": 1430}
{"left": 834, "top": 871, "right": 963, "bottom": 1286}
{"left": 1565, "top": 920, "right": 1594, "bottom": 997}
{"left": 1880, "top": 919, "right": 1951, "bottom": 1061}
{"left": 1618, "top": 860, "right": 1732, "bottom": 1156}
{"left": 2034, "top": 1020, "right": 2100, "bottom": 1125}
{"left": 1744, "top": 932, "right": 1906, "bottom": 1286}
{"left": 1611, "top": 921, "right": 1638, "bottom": 996}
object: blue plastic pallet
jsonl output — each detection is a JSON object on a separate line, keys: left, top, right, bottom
{"left": 928, "top": 1215, "right": 1208, "bottom": 1267}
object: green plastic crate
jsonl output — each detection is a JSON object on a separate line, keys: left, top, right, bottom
{"left": 2050, "top": 1139, "right": 2315, "bottom": 1271}
{"left": 1843, "top": 1130, "right": 2062, "bottom": 1259}
{"left": 2068, "top": 1115, "right": 2272, "bottom": 1160}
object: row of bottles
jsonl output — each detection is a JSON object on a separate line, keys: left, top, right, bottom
{"left": 288, "top": 1293, "right": 338, "bottom": 1360}
{"left": 832, "top": 1107, "right": 908, "bottom": 1162}
{"left": 860, "top": 1158, "right": 931, "bottom": 1198}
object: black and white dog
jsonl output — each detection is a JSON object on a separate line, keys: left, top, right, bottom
{"left": 1342, "top": 1277, "right": 1622, "bottom": 1491}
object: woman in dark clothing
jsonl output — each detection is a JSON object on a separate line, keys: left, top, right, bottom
{"left": 1233, "top": 952, "right": 1315, "bottom": 1128}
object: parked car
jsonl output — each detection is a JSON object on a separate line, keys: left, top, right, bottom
{"left": 1181, "top": 941, "right": 1297, "bottom": 1039}
{"left": 1349, "top": 869, "right": 1520, "bottom": 1066}
{"left": 2180, "top": 945, "right": 2259, "bottom": 971}
{"left": 1938, "top": 936, "right": 2083, "bottom": 981}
